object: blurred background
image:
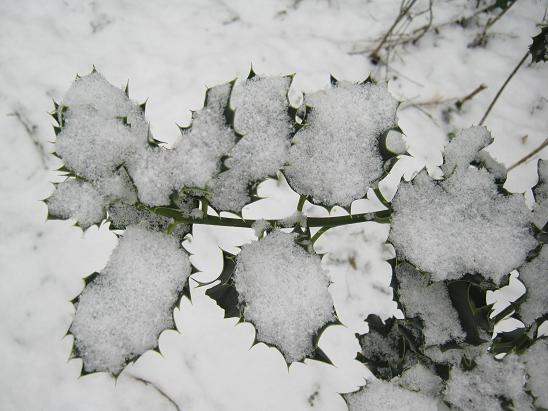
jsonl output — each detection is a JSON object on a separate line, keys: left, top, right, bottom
{"left": 1, "top": 0, "right": 546, "bottom": 409}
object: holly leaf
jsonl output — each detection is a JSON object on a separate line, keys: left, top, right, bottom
{"left": 205, "top": 251, "right": 241, "bottom": 318}
{"left": 447, "top": 277, "right": 494, "bottom": 345}
{"left": 530, "top": 25, "right": 548, "bottom": 63}
{"left": 356, "top": 314, "right": 422, "bottom": 380}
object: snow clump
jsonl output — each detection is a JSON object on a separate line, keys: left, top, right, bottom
{"left": 444, "top": 350, "right": 532, "bottom": 411}
{"left": 518, "top": 245, "right": 547, "bottom": 325}
{"left": 47, "top": 178, "right": 106, "bottom": 228}
{"left": 396, "top": 262, "right": 465, "bottom": 346}
{"left": 251, "top": 219, "right": 271, "bottom": 237}
{"left": 398, "top": 363, "right": 442, "bottom": 397}
{"left": 522, "top": 339, "right": 548, "bottom": 409}
{"left": 345, "top": 380, "right": 439, "bottom": 411}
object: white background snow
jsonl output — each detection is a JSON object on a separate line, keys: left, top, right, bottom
{"left": 1, "top": 0, "right": 547, "bottom": 410}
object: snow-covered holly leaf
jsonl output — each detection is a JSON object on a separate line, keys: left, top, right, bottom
{"left": 395, "top": 262, "right": 466, "bottom": 347}
{"left": 444, "top": 348, "right": 534, "bottom": 410}
{"left": 209, "top": 72, "right": 295, "bottom": 212}
{"left": 516, "top": 245, "right": 548, "bottom": 327}
{"left": 230, "top": 230, "right": 335, "bottom": 364}
{"left": 46, "top": 178, "right": 107, "bottom": 229}
{"left": 389, "top": 127, "right": 536, "bottom": 283}
{"left": 345, "top": 379, "right": 440, "bottom": 411}
{"left": 520, "top": 339, "right": 548, "bottom": 409}
{"left": 285, "top": 78, "right": 399, "bottom": 207}
{"left": 68, "top": 226, "right": 192, "bottom": 375}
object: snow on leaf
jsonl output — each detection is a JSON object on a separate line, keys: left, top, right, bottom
{"left": 390, "top": 127, "right": 536, "bottom": 282}
{"left": 395, "top": 262, "right": 465, "bottom": 346}
{"left": 232, "top": 230, "right": 334, "bottom": 363}
{"left": 285, "top": 80, "right": 398, "bottom": 207}
{"left": 69, "top": 226, "right": 191, "bottom": 375}
{"left": 518, "top": 245, "right": 548, "bottom": 326}
{"left": 345, "top": 380, "right": 439, "bottom": 411}
{"left": 209, "top": 75, "right": 294, "bottom": 212}
{"left": 444, "top": 349, "right": 533, "bottom": 411}
{"left": 47, "top": 178, "right": 106, "bottom": 229}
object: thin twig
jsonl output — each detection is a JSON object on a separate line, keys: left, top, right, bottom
{"left": 370, "top": 55, "right": 425, "bottom": 87}
{"left": 507, "top": 138, "right": 548, "bottom": 171}
{"left": 455, "top": 84, "right": 487, "bottom": 109}
{"left": 386, "top": 0, "right": 433, "bottom": 49}
{"left": 472, "top": 0, "right": 516, "bottom": 47}
{"left": 127, "top": 375, "right": 181, "bottom": 411}
{"left": 370, "top": 0, "right": 418, "bottom": 63}
{"left": 410, "top": 0, "right": 433, "bottom": 44}
{"left": 479, "top": 51, "right": 529, "bottom": 126}
{"left": 7, "top": 110, "right": 49, "bottom": 169}
{"left": 350, "top": 1, "right": 497, "bottom": 55}
{"left": 400, "top": 84, "right": 486, "bottom": 110}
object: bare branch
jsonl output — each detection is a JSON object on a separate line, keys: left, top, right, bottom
{"left": 508, "top": 138, "right": 548, "bottom": 171}
{"left": 479, "top": 51, "right": 529, "bottom": 126}
{"left": 370, "top": 0, "right": 418, "bottom": 63}
{"left": 127, "top": 374, "right": 182, "bottom": 411}
{"left": 7, "top": 109, "right": 49, "bottom": 169}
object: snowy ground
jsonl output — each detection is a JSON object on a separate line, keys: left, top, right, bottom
{"left": 1, "top": 0, "right": 547, "bottom": 410}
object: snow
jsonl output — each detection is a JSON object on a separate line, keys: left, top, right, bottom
{"left": 93, "top": 167, "right": 138, "bottom": 205}
{"left": 233, "top": 230, "right": 334, "bottom": 362}
{"left": 251, "top": 219, "right": 271, "bottom": 237}
{"left": 424, "top": 344, "right": 483, "bottom": 367}
{"left": 47, "top": 178, "right": 106, "bottom": 228}
{"left": 286, "top": 81, "right": 398, "bottom": 206}
{"left": 444, "top": 350, "right": 532, "bottom": 411}
{"left": 345, "top": 380, "right": 439, "bottom": 411}
{"left": 518, "top": 245, "right": 548, "bottom": 326}
{"left": 385, "top": 129, "right": 408, "bottom": 155}
{"left": 358, "top": 326, "right": 402, "bottom": 376}
{"left": 390, "top": 141, "right": 537, "bottom": 282}
{"left": 281, "top": 210, "right": 307, "bottom": 228}
{"left": 62, "top": 71, "right": 149, "bottom": 142}
{"left": 70, "top": 225, "right": 191, "bottom": 374}
{"left": 522, "top": 339, "right": 548, "bottom": 409}
{"left": 441, "top": 126, "right": 492, "bottom": 176}
{"left": 395, "top": 262, "right": 465, "bottom": 346}
{"left": 397, "top": 364, "right": 442, "bottom": 397}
